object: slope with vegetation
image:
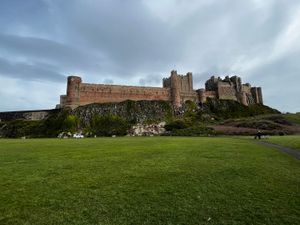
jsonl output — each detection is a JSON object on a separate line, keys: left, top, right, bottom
{"left": 213, "top": 114, "right": 300, "bottom": 135}
{"left": 283, "top": 112, "right": 300, "bottom": 125}
{"left": 0, "top": 99, "right": 299, "bottom": 137}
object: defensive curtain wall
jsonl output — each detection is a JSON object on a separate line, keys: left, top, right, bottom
{"left": 59, "top": 76, "right": 170, "bottom": 109}
{"left": 0, "top": 70, "right": 263, "bottom": 122}
{"left": 59, "top": 70, "right": 263, "bottom": 109}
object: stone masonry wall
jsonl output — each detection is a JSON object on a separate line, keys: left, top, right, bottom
{"left": 62, "top": 76, "right": 171, "bottom": 109}
{"left": 59, "top": 71, "right": 263, "bottom": 109}
{"left": 163, "top": 70, "right": 196, "bottom": 107}
{"left": 217, "top": 83, "right": 238, "bottom": 101}
{"left": 79, "top": 83, "right": 170, "bottom": 105}
{"left": 203, "top": 75, "right": 263, "bottom": 106}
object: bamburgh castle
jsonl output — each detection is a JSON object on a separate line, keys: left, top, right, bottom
{"left": 58, "top": 70, "right": 263, "bottom": 109}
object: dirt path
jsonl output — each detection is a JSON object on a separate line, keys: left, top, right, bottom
{"left": 257, "top": 141, "right": 300, "bottom": 160}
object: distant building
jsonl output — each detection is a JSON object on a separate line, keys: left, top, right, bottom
{"left": 58, "top": 70, "right": 263, "bottom": 109}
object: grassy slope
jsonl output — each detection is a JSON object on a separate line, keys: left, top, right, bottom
{"left": 263, "top": 135, "right": 300, "bottom": 151}
{"left": 0, "top": 137, "right": 299, "bottom": 225}
{"left": 215, "top": 114, "right": 300, "bottom": 135}
{"left": 284, "top": 113, "right": 300, "bottom": 125}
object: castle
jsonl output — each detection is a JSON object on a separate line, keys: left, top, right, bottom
{"left": 58, "top": 70, "right": 263, "bottom": 109}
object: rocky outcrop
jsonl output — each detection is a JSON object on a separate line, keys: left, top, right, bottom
{"left": 0, "top": 109, "right": 59, "bottom": 122}
{"left": 73, "top": 100, "right": 173, "bottom": 126}
{"left": 128, "top": 122, "right": 166, "bottom": 136}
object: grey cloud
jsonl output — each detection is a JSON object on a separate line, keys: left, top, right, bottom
{"left": 0, "top": 0, "right": 300, "bottom": 112}
{"left": 0, "top": 0, "right": 50, "bottom": 30}
{"left": 44, "top": 0, "right": 184, "bottom": 75}
{"left": 103, "top": 79, "right": 114, "bottom": 84}
{"left": 139, "top": 73, "right": 163, "bottom": 86}
{"left": 246, "top": 51, "right": 300, "bottom": 112}
{"left": 0, "top": 33, "right": 105, "bottom": 72}
{"left": 174, "top": 0, "right": 300, "bottom": 69}
{"left": 0, "top": 57, "right": 65, "bottom": 82}
{"left": 0, "top": 77, "right": 65, "bottom": 111}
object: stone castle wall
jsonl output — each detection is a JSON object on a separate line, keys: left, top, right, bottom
{"left": 59, "top": 71, "right": 263, "bottom": 109}
{"left": 79, "top": 84, "right": 170, "bottom": 105}
{"left": 0, "top": 71, "right": 264, "bottom": 122}
{"left": 163, "top": 70, "right": 197, "bottom": 107}
{"left": 60, "top": 70, "right": 197, "bottom": 109}
{"left": 62, "top": 76, "right": 171, "bottom": 109}
{"left": 203, "top": 76, "right": 263, "bottom": 106}
{"left": 217, "top": 83, "right": 238, "bottom": 101}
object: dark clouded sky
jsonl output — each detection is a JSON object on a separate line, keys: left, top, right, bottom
{"left": 1, "top": 0, "right": 300, "bottom": 112}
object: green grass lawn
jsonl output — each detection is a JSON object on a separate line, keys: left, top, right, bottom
{"left": 0, "top": 137, "right": 299, "bottom": 225}
{"left": 263, "top": 135, "right": 300, "bottom": 151}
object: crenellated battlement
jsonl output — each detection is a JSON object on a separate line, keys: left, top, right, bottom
{"left": 58, "top": 71, "right": 263, "bottom": 109}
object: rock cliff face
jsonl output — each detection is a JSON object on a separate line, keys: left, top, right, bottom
{"left": 128, "top": 122, "right": 166, "bottom": 136}
{"left": 0, "top": 109, "right": 59, "bottom": 122}
{"left": 73, "top": 100, "right": 173, "bottom": 126}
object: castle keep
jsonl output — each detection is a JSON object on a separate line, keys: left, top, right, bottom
{"left": 59, "top": 70, "right": 263, "bottom": 109}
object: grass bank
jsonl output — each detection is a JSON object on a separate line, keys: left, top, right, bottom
{"left": 263, "top": 135, "right": 300, "bottom": 151}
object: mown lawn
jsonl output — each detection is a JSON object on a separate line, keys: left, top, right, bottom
{"left": 263, "top": 135, "right": 300, "bottom": 151}
{"left": 0, "top": 137, "right": 299, "bottom": 225}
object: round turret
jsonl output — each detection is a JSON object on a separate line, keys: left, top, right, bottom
{"left": 170, "top": 71, "right": 181, "bottom": 108}
{"left": 66, "top": 75, "right": 82, "bottom": 109}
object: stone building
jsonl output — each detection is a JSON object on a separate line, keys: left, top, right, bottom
{"left": 58, "top": 70, "right": 263, "bottom": 109}
{"left": 198, "top": 76, "right": 263, "bottom": 106}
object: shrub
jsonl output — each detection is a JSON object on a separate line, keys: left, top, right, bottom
{"left": 236, "top": 120, "right": 282, "bottom": 130}
{"left": 166, "top": 126, "right": 215, "bottom": 136}
{"left": 164, "top": 117, "right": 215, "bottom": 136}
{"left": 165, "top": 119, "right": 189, "bottom": 131}
{"left": 1, "top": 120, "right": 44, "bottom": 138}
{"left": 40, "top": 110, "right": 70, "bottom": 137}
{"left": 89, "top": 114, "right": 131, "bottom": 136}
{"left": 62, "top": 115, "right": 79, "bottom": 133}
